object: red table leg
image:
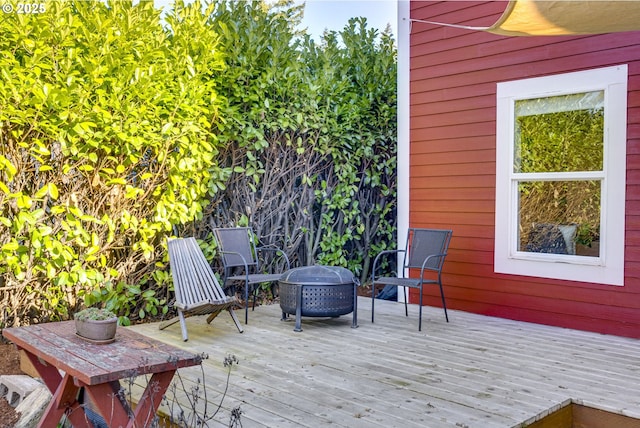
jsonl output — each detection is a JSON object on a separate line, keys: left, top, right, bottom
{"left": 21, "top": 352, "right": 83, "bottom": 428}
{"left": 129, "top": 369, "right": 176, "bottom": 428}
{"left": 83, "top": 381, "right": 132, "bottom": 426}
{"left": 85, "top": 369, "right": 176, "bottom": 428}
{"left": 38, "top": 373, "right": 91, "bottom": 428}
{"left": 25, "top": 350, "right": 128, "bottom": 428}
{"left": 24, "top": 350, "right": 61, "bottom": 393}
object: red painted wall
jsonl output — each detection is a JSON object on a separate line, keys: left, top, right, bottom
{"left": 410, "top": 1, "right": 640, "bottom": 338}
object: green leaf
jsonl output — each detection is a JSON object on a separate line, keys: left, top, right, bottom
{"left": 48, "top": 183, "right": 59, "bottom": 199}
{"left": 17, "top": 194, "right": 33, "bottom": 209}
{"left": 2, "top": 241, "right": 19, "bottom": 252}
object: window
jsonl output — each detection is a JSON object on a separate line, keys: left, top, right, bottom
{"left": 495, "top": 65, "right": 627, "bottom": 286}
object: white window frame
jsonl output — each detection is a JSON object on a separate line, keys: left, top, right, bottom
{"left": 495, "top": 65, "right": 627, "bottom": 286}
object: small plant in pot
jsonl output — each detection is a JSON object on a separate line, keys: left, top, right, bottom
{"left": 74, "top": 307, "right": 118, "bottom": 343}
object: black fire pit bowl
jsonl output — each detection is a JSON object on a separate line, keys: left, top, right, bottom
{"left": 279, "top": 265, "right": 359, "bottom": 332}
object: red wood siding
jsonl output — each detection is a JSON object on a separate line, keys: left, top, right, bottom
{"left": 410, "top": 1, "right": 640, "bottom": 338}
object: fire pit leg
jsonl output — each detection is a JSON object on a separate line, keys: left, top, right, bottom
{"left": 294, "top": 284, "right": 303, "bottom": 332}
{"left": 351, "top": 283, "right": 358, "bottom": 329}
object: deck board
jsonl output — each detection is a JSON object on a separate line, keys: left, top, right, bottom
{"left": 129, "top": 297, "right": 640, "bottom": 427}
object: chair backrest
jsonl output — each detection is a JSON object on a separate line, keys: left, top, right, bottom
{"left": 168, "top": 237, "right": 228, "bottom": 305}
{"left": 404, "top": 228, "right": 453, "bottom": 272}
{"left": 213, "top": 227, "right": 259, "bottom": 271}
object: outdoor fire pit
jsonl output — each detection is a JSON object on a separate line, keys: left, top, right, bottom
{"left": 279, "top": 265, "right": 359, "bottom": 332}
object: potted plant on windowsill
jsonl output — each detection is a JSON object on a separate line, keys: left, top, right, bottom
{"left": 74, "top": 307, "right": 118, "bottom": 343}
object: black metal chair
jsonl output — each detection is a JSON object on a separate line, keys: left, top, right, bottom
{"left": 371, "top": 228, "right": 453, "bottom": 331}
{"left": 213, "top": 227, "right": 290, "bottom": 324}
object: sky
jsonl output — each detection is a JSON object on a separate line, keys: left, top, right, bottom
{"left": 152, "top": 0, "right": 398, "bottom": 40}
{"left": 295, "top": 0, "right": 397, "bottom": 40}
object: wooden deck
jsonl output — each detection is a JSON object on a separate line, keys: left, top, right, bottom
{"left": 129, "top": 297, "right": 640, "bottom": 427}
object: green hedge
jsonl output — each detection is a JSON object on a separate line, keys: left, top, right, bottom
{"left": 0, "top": 0, "right": 397, "bottom": 327}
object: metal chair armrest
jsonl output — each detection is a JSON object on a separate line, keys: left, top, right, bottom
{"left": 256, "top": 246, "right": 291, "bottom": 270}
{"left": 220, "top": 250, "right": 250, "bottom": 281}
{"left": 419, "top": 252, "right": 447, "bottom": 277}
{"left": 372, "top": 249, "right": 405, "bottom": 283}
{"left": 371, "top": 249, "right": 405, "bottom": 323}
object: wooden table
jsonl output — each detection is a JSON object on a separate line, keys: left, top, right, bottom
{"left": 3, "top": 321, "right": 202, "bottom": 428}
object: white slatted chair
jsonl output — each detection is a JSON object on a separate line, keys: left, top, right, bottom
{"left": 159, "top": 237, "right": 243, "bottom": 341}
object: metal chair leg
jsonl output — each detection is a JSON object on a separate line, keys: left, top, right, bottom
{"left": 439, "top": 281, "right": 449, "bottom": 322}
{"left": 404, "top": 286, "right": 409, "bottom": 317}
{"left": 418, "top": 287, "right": 423, "bottom": 332}
{"left": 244, "top": 281, "right": 249, "bottom": 324}
{"left": 371, "top": 282, "right": 376, "bottom": 323}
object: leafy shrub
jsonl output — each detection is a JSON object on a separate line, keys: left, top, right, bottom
{"left": 0, "top": 0, "right": 225, "bottom": 326}
{"left": 0, "top": 0, "right": 397, "bottom": 326}
{"left": 197, "top": 1, "right": 397, "bottom": 284}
